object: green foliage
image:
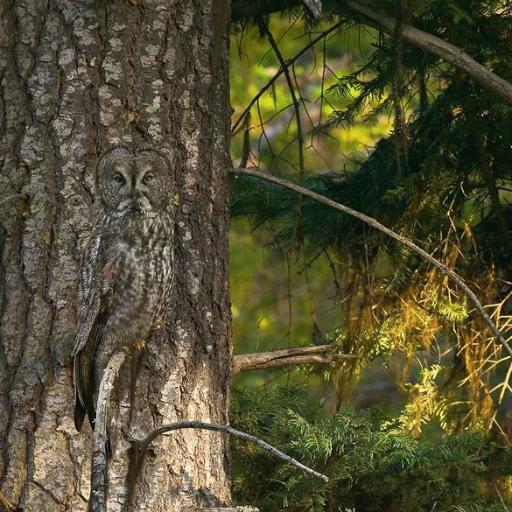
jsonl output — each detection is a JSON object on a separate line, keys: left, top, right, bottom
{"left": 230, "top": 0, "right": 512, "bottom": 425}
{"left": 231, "top": 386, "right": 512, "bottom": 512}
{"left": 228, "top": 1, "right": 512, "bottom": 509}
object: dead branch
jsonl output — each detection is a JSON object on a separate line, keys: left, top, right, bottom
{"left": 346, "top": 1, "right": 512, "bottom": 104}
{"left": 131, "top": 421, "right": 329, "bottom": 483}
{"left": 89, "top": 349, "right": 128, "bottom": 512}
{"left": 233, "top": 344, "right": 355, "bottom": 373}
{"left": 229, "top": 167, "right": 512, "bottom": 357}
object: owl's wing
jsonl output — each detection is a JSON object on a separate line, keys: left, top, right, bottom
{"left": 73, "top": 237, "right": 120, "bottom": 431}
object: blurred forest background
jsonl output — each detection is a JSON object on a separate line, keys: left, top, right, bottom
{"left": 226, "top": 1, "right": 512, "bottom": 511}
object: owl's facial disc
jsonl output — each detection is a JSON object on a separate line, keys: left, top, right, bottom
{"left": 98, "top": 147, "right": 172, "bottom": 218}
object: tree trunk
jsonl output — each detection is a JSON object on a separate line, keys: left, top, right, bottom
{"left": 0, "top": 1, "right": 232, "bottom": 510}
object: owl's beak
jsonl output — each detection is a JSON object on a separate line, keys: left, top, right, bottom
{"left": 128, "top": 203, "right": 143, "bottom": 214}
{"left": 130, "top": 199, "right": 156, "bottom": 218}
{"left": 115, "top": 197, "right": 155, "bottom": 218}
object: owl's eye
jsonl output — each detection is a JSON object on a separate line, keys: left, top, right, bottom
{"left": 112, "top": 172, "right": 125, "bottom": 185}
{"left": 143, "top": 173, "right": 155, "bottom": 185}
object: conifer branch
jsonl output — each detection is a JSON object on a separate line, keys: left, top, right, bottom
{"left": 346, "top": 1, "right": 512, "bottom": 104}
{"left": 230, "top": 167, "right": 512, "bottom": 357}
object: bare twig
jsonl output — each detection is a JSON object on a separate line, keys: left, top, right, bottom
{"left": 346, "top": 1, "right": 512, "bottom": 104}
{"left": 131, "top": 421, "right": 329, "bottom": 482}
{"left": 89, "top": 349, "right": 128, "bottom": 512}
{"left": 232, "top": 21, "right": 344, "bottom": 134}
{"left": 493, "top": 482, "right": 510, "bottom": 512}
{"left": 233, "top": 344, "right": 355, "bottom": 373}
{"left": 260, "top": 20, "right": 305, "bottom": 180}
{"left": 260, "top": 19, "right": 307, "bottom": 249}
{"left": 229, "top": 167, "right": 512, "bottom": 356}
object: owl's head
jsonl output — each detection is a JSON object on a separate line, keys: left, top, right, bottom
{"left": 96, "top": 145, "right": 173, "bottom": 218}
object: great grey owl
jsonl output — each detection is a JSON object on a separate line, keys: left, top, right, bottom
{"left": 72, "top": 144, "right": 174, "bottom": 432}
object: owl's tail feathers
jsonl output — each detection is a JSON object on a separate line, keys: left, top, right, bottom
{"left": 73, "top": 351, "right": 97, "bottom": 432}
{"left": 74, "top": 401, "right": 87, "bottom": 431}
{"left": 74, "top": 393, "right": 113, "bottom": 458}
{"left": 73, "top": 391, "right": 97, "bottom": 431}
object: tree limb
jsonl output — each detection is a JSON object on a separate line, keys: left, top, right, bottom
{"left": 89, "top": 349, "right": 128, "bottom": 512}
{"left": 233, "top": 344, "right": 356, "bottom": 373}
{"left": 229, "top": 167, "right": 512, "bottom": 357}
{"left": 231, "top": 0, "right": 512, "bottom": 104}
{"left": 345, "top": 1, "right": 512, "bottom": 104}
{"left": 131, "top": 421, "right": 329, "bottom": 482}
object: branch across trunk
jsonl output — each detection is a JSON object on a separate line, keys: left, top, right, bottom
{"left": 131, "top": 421, "right": 329, "bottom": 482}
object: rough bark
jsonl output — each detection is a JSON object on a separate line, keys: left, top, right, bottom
{"left": 0, "top": 1, "right": 231, "bottom": 511}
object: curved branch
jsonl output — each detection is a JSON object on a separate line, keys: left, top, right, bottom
{"left": 229, "top": 167, "right": 512, "bottom": 356}
{"left": 131, "top": 421, "right": 329, "bottom": 482}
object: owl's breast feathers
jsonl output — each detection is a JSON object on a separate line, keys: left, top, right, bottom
{"left": 73, "top": 213, "right": 174, "bottom": 431}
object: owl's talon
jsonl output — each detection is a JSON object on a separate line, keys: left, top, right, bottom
{"left": 133, "top": 339, "right": 145, "bottom": 351}
{"left": 153, "top": 315, "right": 163, "bottom": 331}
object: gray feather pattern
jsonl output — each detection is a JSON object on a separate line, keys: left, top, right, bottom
{"left": 73, "top": 145, "right": 175, "bottom": 437}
